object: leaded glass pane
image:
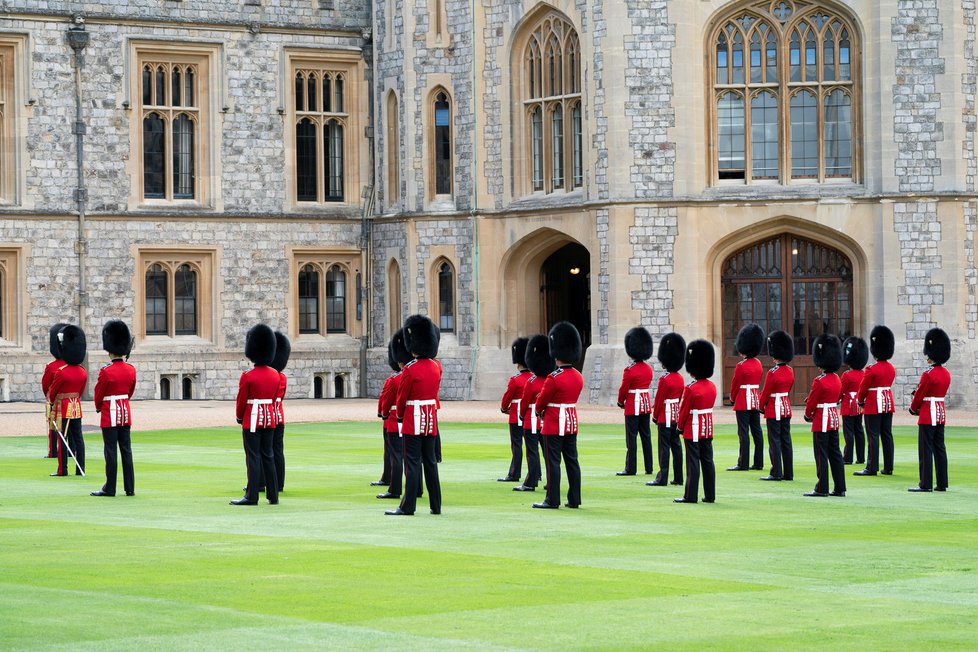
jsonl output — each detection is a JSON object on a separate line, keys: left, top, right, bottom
{"left": 751, "top": 92, "right": 778, "bottom": 179}
{"left": 531, "top": 106, "right": 543, "bottom": 191}
{"left": 438, "top": 263, "right": 454, "bottom": 332}
{"left": 143, "top": 113, "right": 165, "bottom": 199}
{"left": 717, "top": 92, "right": 745, "bottom": 179}
{"left": 174, "top": 264, "right": 197, "bottom": 336}
{"left": 145, "top": 264, "right": 168, "bottom": 336}
{"left": 326, "top": 265, "right": 346, "bottom": 333}
{"left": 325, "top": 120, "right": 344, "bottom": 201}
{"left": 296, "top": 118, "right": 317, "bottom": 201}
{"left": 173, "top": 114, "right": 195, "bottom": 199}
{"left": 824, "top": 90, "right": 852, "bottom": 177}
{"left": 551, "top": 104, "right": 564, "bottom": 189}
{"left": 298, "top": 265, "right": 320, "bottom": 334}
{"left": 790, "top": 91, "right": 818, "bottom": 178}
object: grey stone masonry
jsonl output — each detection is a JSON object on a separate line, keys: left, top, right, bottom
{"left": 375, "top": 0, "right": 406, "bottom": 210}
{"left": 623, "top": 0, "right": 676, "bottom": 198}
{"left": 369, "top": 220, "right": 408, "bottom": 346}
{"left": 892, "top": 1, "right": 945, "bottom": 192}
{"left": 628, "top": 207, "right": 677, "bottom": 336}
{"left": 596, "top": 208, "right": 610, "bottom": 345}
{"left": 591, "top": 0, "right": 609, "bottom": 200}
{"left": 412, "top": 218, "right": 474, "bottom": 348}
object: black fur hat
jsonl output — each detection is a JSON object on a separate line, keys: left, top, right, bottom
{"left": 685, "top": 339, "right": 715, "bottom": 380}
{"left": 245, "top": 324, "right": 277, "bottom": 367}
{"left": 387, "top": 340, "right": 400, "bottom": 373}
{"left": 511, "top": 337, "right": 529, "bottom": 366}
{"left": 390, "top": 328, "right": 413, "bottom": 367}
{"left": 767, "top": 330, "right": 794, "bottom": 363}
{"left": 57, "top": 324, "right": 86, "bottom": 366}
{"left": 736, "top": 323, "right": 764, "bottom": 358}
{"left": 843, "top": 336, "right": 869, "bottom": 370}
{"left": 624, "top": 326, "right": 654, "bottom": 361}
{"left": 101, "top": 320, "right": 133, "bottom": 358}
{"left": 403, "top": 314, "right": 439, "bottom": 359}
{"left": 870, "top": 325, "right": 895, "bottom": 361}
{"left": 923, "top": 327, "right": 951, "bottom": 365}
{"left": 657, "top": 332, "right": 686, "bottom": 373}
{"left": 271, "top": 331, "right": 291, "bottom": 372}
{"left": 548, "top": 321, "right": 582, "bottom": 363}
{"left": 524, "top": 334, "right": 556, "bottom": 378}
{"left": 49, "top": 322, "right": 69, "bottom": 358}
{"left": 813, "top": 334, "right": 843, "bottom": 373}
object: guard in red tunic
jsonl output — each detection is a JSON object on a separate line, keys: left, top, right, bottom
{"left": 675, "top": 339, "right": 717, "bottom": 504}
{"left": 758, "top": 330, "right": 794, "bottom": 482}
{"left": 41, "top": 322, "right": 68, "bottom": 459}
{"left": 855, "top": 325, "right": 896, "bottom": 477}
{"left": 270, "top": 331, "right": 290, "bottom": 493}
{"left": 387, "top": 315, "right": 442, "bottom": 516}
{"left": 803, "top": 335, "right": 846, "bottom": 497}
{"left": 840, "top": 336, "right": 868, "bottom": 465}
{"left": 48, "top": 325, "right": 87, "bottom": 477}
{"left": 728, "top": 323, "right": 765, "bottom": 471}
{"left": 908, "top": 328, "right": 952, "bottom": 492}
{"left": 378, "top": 329, "right": 412, "bottom": 500}
{"left": 91, "top": 320, "right": 136, "bottom": 497}
{"left": 616, "top": 327, "right": 655, "bottom": 476}
{"left": 533, "top": 321, "right": 584, "bottom": 510}
{"left": 647, "top": 332, "right": 685, "bottom": 487}
{"left": 513, "top": 334, "right": 554, "bottom": 493}
{"left": 499, "top": 337, "right": 531, "bottom": 482}
{"left": 231, "top": 324, "right": 280, "bottom": 506}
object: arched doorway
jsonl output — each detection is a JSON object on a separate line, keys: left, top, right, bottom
{"left": 540, "top": 242, "right": 591, "bottom": 361}
{"left": 721, "top": 234, "right": 854, "bottom": 403}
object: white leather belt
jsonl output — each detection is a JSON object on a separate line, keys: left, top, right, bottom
{"left": 817, "top": 402, "right": 839, "bottom": 433}
{"left": 742, "top": 384, "right": 759, "bottom": 410}
{"left": 511, "top": 399, "right": 522, "bottom": 426}
{"left": 247, "top": 398, "right": 273, "bottom": 433}
{"left": 530, "top": 403, "right": 538, "bottom": 434}
{"left": 552, "top": 403, "right": 577, "bottom": 435}
{"left": 924, "top": 396, "right": 945, "bottom": 424}
{"left": 664, "top": 398, "right": 679, "bottom": 428}
{"left": 628, "top": 388, "right": 649, "bottom": 414}
{"left": 691, "top": 408, "right": 713, "bottom": 442}
{"left": 105, "top": 394, "right": 128, "bottom": 427}
{"left": 870, "top": 386, "right": 891, "bottom": 413}
{"left": 408, "top": 399, "right": 437, "bottom": 434}
{"left": 772, "top": 392, "right": 789, "bottom": 421}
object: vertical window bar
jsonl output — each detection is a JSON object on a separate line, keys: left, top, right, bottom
{"left": 531, "top": 106, "right": 544, "bottom": 191}
{"left": 551, "top": 103, "right": 564, "bottom": 189}
{"left": 572, "top": 103, "right": 583, "bottom": 188}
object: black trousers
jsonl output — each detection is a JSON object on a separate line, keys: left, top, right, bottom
{"left": 917, "top": 424, "right": 948, "bottom": 490}
{"left": 682, "top": 439, "right": 715, "bottom": 503}
{"left": 101, "top": 426, "right": 134, "bottom": 495}
{"left": 841, "top": 415, "right": 865, "bottom": 464}
{"left": 400, "top": 435, "right": 440, "bottom": 514}
{"left": 243, "top": 428, "right": 278, "bottom": 503}
{"left": 735, "top": 410, "right": 764, "bottom": 468}
{"left": 385, "top": 430, "right": 403, "bottom": 495}
{"left": 380, "top": 427, "right": 391, "bottom": 484}
{"left": 864, "top": 413, "right": 894, "bottom": 473}
{"left": 653, "top": 423, "right": 683, "bottom": 484}
{"left": 521, "top": 427, "right": 542, "bottom": 488}
{"left": 48, "top": 427, "right": 58, "bottom": 458}
{"left": 255, "top": 423, "right": 286, "bottom": 492}
{"left": 623, "top": 414, "right": 654, "bottom": 474}
{"left": 766, "top": 418, "right": 793, "bottom": 480}
{"left": 56, "top": 418, "right": 85, "bottom": 476}
{"left": 506, "top": 423, "right": 524, "bottom": 479}
{"left": 543, "top": 434, "right": 581, "bottom": 507}
{"left": 812, "top": 430, "right": 846, "bottom": 494}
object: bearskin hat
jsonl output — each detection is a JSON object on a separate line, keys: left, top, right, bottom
{"left": 245, "top": 324, "right": 277, "bottom": 367}
{"left": 403, "top": 314, "right": 439, "bottom": 359}
{"left": 387, "top": 340, "right": 400, "bottom": 373}
{"left": 511, "top": 337, "right": 529, "bottom": 366}
{"left": 390, "top": 328, "right": 413, "bottom": 367}
{"left": 685, "top": 339, "right": 715, "bottom": 380}
{"left": 923, "top": 327, "right": 951, "bottom": 365}
{"left": 813, "top": 334, "right": 843, "bottom": 373}
{"left": 767, "top": 330, "right": 794, "bottom": 363}
{"left": 657, "top": 332, "right": 686, "bottom": 373}
{"left": 57, "top": 324, "right": 86, "bottom": 366}
{"left": 624, "top": 326, "right": 654, "bottom": 361}
{"left": 271, "top": 331, "right": 291, "bottom": 373}
{"left": 548, "top": 321, "right": 582, "bottom": 363}
{"left": 101, "top": 320, "right": 133, "bottom": 358}
{"left": 843, "top": 336, "right": 869, "bottom": 371}
{"left": 870, "top": 325, "right": 895, "bottom": 361}
{"left": 49, "top": 322, "right": 69, "bottom": 358}
{"left": 736, "top": 323, "right": 764, "bottom": 358}
{"left": 524, "top": 334, "right": 556, "bottom": 378}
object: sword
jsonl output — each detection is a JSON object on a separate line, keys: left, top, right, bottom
{"left": 52, "top": 418, "right": 85, "bottom": 477}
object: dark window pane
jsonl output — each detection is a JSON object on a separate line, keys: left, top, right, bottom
{"left": 156, "top": 67, "right": 166, "bottom": 106}
{"left": 142, "top": 66, "right": 152, "bottom": 106}
{"left": 172, "top": 67, "right": 181, "bottom": 106}
{"left": 790, "top": 91, "right": 818, "bottom": 178}
{"left": 298, "top": 265, "right": 320, "bottom": 334}
{"left": 145, "top": 264, "right": 167, "bottom": 335}
{"left": 824, "top": 90, "right": 852, "bottom": 177}
{"left": 174, "top": 264, "right": 197, "bottom": 335}
{"left": 438, "top": 262, "right": 454, "bottom": 332}
{"left": 325, "top": 120, "right": 344, "bottom": 201}
{"left": 184, "top": 67, "right": 195, "bottom": 107}
{"left": 173, "top": 114, "right": 195, "bottom": 199}
{"left": 295, "top": 74, "right": 305, "bottom": 112}
{"left": 717, "top": 92, "right": 745, "bottom": 179}
{"left": 326, "top": 265, "right": 346, "bottom": 333}
{"left": 751, "top": 92, "right": 778, "bottom": 179}
{"left": 307, "top": 74, "right": 318, "bottom": 112}
{"left": 435, "top": 93, "right": 452, "bottom": 194}
{"left": 296, "top": 119, "right": 317, "bottom": 201}
{"left": 335, "top": 76, "right": 344, "bottom": 112}
{"left": 551, "top": 104, "right": 564, "bottom": 189}
{"left": 531, "top": 106, "right": 543, "bottom": 191}
{"left": 143, "top": 113, "right": 165, "bottom": 199}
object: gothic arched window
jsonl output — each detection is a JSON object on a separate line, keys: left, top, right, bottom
{"left": 294, "top": 69, "right": 348, "bottom": 203}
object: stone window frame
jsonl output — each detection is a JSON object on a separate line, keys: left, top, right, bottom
{"left": 426, "top": 86, "right": 455, "bottom": 202}
{"left": 0, "top": 245, "right": 26, "bottom": 348}
{"left": 387, "top": 257, "right": 402, "bottom": 338}
{"left": 427, "top": 0, "right": 450, "bottom": 48}
{"left": 133, "top": 247, "right": 218, "bottom": 344}
{"left": 430, "top": 256, "right": 456, "bottom": 334}
{"left": 284, "top": 49, "right": 365, "bottom": 210}
{"left": 288, "top": 247, "right": 363, "bottom": 339}
{"left": 706, "top": 0, "right": 862, "bottom": 186}
{"left": 0, "top": 34, "right": 28, "bottom": 207}
{"left": 385, "top": 90, "right": 400, "bottom": 211}
{"left": 128, "top": 41, "right": 219, "bottom": 209}
{"left": 511, "top": 10, "right": 584, "bottom": 198}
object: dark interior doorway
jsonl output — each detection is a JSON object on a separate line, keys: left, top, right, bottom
{"left": 540, "top": 242, "right": 591, "bottom": 368}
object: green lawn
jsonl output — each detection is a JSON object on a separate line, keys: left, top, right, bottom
{"left": 1, "top": 421, "right": 976, "bottom": 650}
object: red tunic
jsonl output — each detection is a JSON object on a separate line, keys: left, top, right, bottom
{"left": 616, "top": 361, "right": 653, "bottom": 416}
{"left": 379, "top": 372, "right": 402, "bottom": 432}
{"left": 839, "top": 368, "right": 864, "bottom": 417}
{"left": 652, "top": 371, "right": 684, "bottom": 427}
{"left": 909, "top": 365, "right": 951, "bottom": 426}
{"left": 676, "top": 379, "right": 717, "bottom": 441}
{"left": 520, "top": 374, "right": 547, "bottom": 434}
{"left": 501, "top": 369, "right": 532, "bottom": 425}
{"left": 395, "top": 358, "right": 441, "bottom": 436}
{"left": 93, "top": 359, "right": 137, "bottom": 428}
{"left": 730, "top": 357, "right": 762, "bottom": 411}
{"left": 804, "top": 372, "right": 842, "bottom": 433}
{"left": 42, "top": 358, "right": 62, "bottom": 399}
{"left": 47, "top": 364, "right": 88, "bottom": 422}
{"left": 759, "top": 364, "right": 794, "bottom": 420}
{"left": 536, "top": 365, "right": 584, "bottom": 435}
{"left": 856, "top": 361, "right": 896, "bottom": 414}
{"left": 235, "top": 365, "right": 281, "bottom": 432}
{"left": 274, "top": 372, "right": 288, "bottom": 426}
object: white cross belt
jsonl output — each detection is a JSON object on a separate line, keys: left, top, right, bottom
{"left": 870, "top": 386, "right": 891, "bottom": 413}
{"left": 924, "top": 396, "right": 945, "bottom": 424}
{"left": 529, "top": 403, "right": 538, "bottom": 434}
{"left": 628, "top": 388, "right": 649, "bottom": 414}
{"left": 247, "top": 398, "right": 273, "bottom": 433}
{"left": 664, "top": 398, "right": 680, "bottom": 428}
{"left": 105, "top": 394, "right": 128, "bottom": 427}
{"left": 817, "top": 402, "right": 839, "bottom": 432}
{"left": 552, "top": 403, "right": 577, "bottom": 435}
{"left": 407, "top": 399, "right": 437, "bottom": 434}
{"left": 742, "top": 384, "right": 759, "bottom": 410}
{"left": 691, "top": 408, "right": 713, "bottom": 442}
{"left": 772, "top": 392, "right": 789, "bottom": 421}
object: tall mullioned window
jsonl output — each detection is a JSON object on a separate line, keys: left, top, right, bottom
{"left": 143, "top": 261, "right": 199, "bottom": 337}
{"left": 432, "top": 90, "right": 453, "bottom": 196}
{"left": 709, "top": 1, "right": 858, "bottom": 184}
{"left": 292, "top": 253, "right": 360, "bottom": 337}
{"left": 520, "top": 13, "right": 582, "bottom": 195}
{"left": 294, "top": 67, "right": 347, "bottom": 202}
{"left": 140, "top": 62, "right": 199, "bottom": 199}
{"left": 436, "top": 260, "right": 455, "bottom": 333}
